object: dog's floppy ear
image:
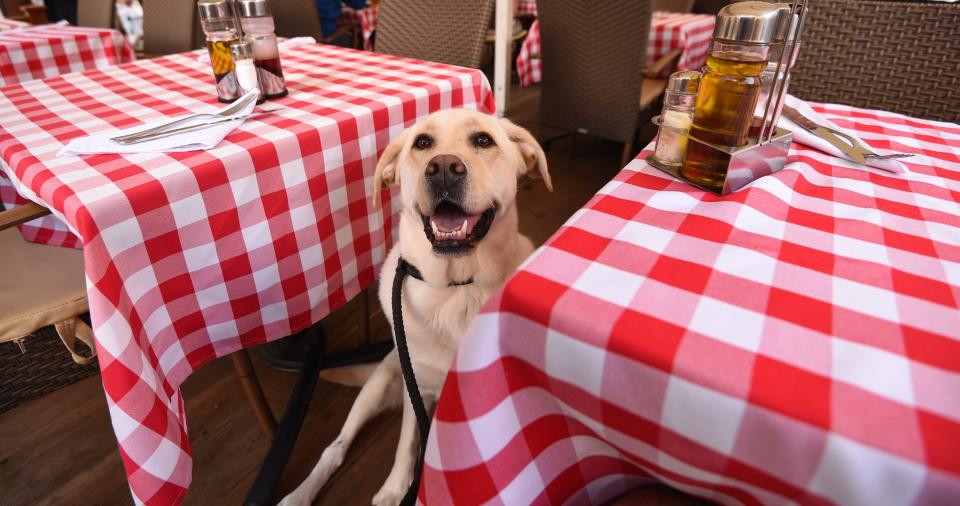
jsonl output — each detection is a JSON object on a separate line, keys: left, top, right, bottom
{"left": 372, "top": 128, "right": 409, "bottom": 209}
{"left": 499, "top": 118, "right": 552, "bottom": 192}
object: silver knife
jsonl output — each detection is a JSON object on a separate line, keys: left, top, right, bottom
{"left": 782, "top": 105, "right": 866, "bottom": 164}
{"left": 114, "top": 109, "right": 280, "bottom": 145}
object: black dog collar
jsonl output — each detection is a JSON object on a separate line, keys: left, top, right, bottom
{"left": 397, "top": 257, "right": 474, "bottom": 286}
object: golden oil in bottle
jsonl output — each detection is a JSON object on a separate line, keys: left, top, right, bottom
{"left": 680, "top": 50, "right": 765, "bottom": 192}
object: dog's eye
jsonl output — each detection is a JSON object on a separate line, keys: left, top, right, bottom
{"left": 472, "top": 132, "right": 495, "bottom": 149}
{"left": 413, "top": 134, "right": 433, "bottom": 150}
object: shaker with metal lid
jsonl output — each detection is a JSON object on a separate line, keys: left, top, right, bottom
{"left": 236, "top": 0, "right": 288, "bottom": 99}
{"left": 198, "top": 0, "right": 242, "bottom": 103}
{"left": 652, "top": 71, "right": 701, "bottom": 167}
{"left": 231, "top": 40, "right": 264, "bottom": 103}
{"left": 681, "top": 1, "right": 783, "bottom": 192}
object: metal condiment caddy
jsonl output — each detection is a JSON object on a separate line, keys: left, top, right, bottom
{"left": 648, "top": 0, "right": 809, "bottom": 195}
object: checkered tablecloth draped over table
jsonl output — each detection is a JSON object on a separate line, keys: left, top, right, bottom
{"left": 516, "top": 11, "right": 715, "bottom": 87}
{"left": 0, "top": 18, "right": 29, "bottom": 31}
{"left": 0, "top": 24, "right": 135, "bottom": 86}
{"left": 0, "top": 43, "right": 494, "bottom": 505}
{"left": 423, "top": 104, "right": 960, "bottom": 504}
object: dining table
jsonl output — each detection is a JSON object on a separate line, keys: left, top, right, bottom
{"left": 516, "top": 11, "right": 716, "bottom": 87}
{"left": 422, "top": 103, "right": 960, "bottom": 504}
{"left": 0, "top": 23, "right": 134, "bottom": 87}
{"left": 0, "top": 17, "right": 29, "bottom": 32}
{"left": 0, "top": 42, "right": 494, "bottom": 505}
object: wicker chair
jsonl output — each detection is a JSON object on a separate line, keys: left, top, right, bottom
{"left": 271, "top": 0, "right": 358, "bottom": 46}
{"left": 143, "top": 0, "right": 201, "bottom": 55}
{"left": 538, "top": 0, "right": 654, "bottom": 167}
{"left": 77, "top": 0, "right": 114, "bottom": 28}
{"left": 376, "top": 0, "right": 495, "bottom": 69}
{"left": 653, "top": 0, "right": 695, "bottom": 12}
{"left": 790, "top": 0, "right": 960, "bottom": 123}
{"left": 0, "top": 203, "right": 278, "bottom": 435}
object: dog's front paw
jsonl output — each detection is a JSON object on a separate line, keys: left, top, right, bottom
{"left": 371, "top": 480, "right": 411, "bottom": 506}
{"left": 277, "top": 492, "right": 311, "bottom": 506}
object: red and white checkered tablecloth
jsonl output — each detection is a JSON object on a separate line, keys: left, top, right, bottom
{"left": 0, "top": 24, "right": 135, "bottom": 86}
{"left": 517, "top": 11, "right": 715, "bottom": 87}
{"left": 516, "top": 0, "right": 538, "bottom": 17}
{"left": 0, "top": 24, "right": 133, "bottom": 248}
{"left": 0, "top": 18, "right": 29, "bottom": 31}
{"left": 423, "top": 104, "right": 960, "bottom": 504}
{"left": 0, "top": 43, "right": 494, "bottom": 505}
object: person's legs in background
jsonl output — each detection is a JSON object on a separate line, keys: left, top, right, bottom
{"left": 45, "top": 0, "right": 77, "bottom": 25}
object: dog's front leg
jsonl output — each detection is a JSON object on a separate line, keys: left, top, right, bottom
{"left": 372, "top": 390, "right": 429, "bottom": 506}
{"left": 278, "top": 359, "right": 400, "bottom": 506}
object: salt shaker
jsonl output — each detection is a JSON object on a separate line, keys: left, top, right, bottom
{"left": 236, "top": 0, "right": 288, "bottom": 99}
{"left": 231, "top": 41, "right": 264, "bottom": 103}
{"left": 652, "top": 71, "right": 700, "bottom": 167}
{"left": 197, "top": 0, "right": 243, "bottom": 103}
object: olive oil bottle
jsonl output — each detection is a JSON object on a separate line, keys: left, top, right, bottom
{"left": 679, "top": 2, "right": 784, "bottom": 193}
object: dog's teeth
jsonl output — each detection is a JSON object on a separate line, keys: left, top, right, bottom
{"left": 431, "top": 220, "right": 440, "bottom": 236}
{"left": 460, "top": 220, "right": 468, "bottom": 234}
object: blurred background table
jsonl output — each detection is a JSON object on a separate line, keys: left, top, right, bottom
{"left": 424, "top": 102, "right": 960, "bottom": 505}
{"left": 517, "top": 11, "right": 715, "bottom": 87}
{"left": 0, "top": 42, "right": 493, "bottom": 505}
{"left": 0, "top": 23, "right": 134, "bottom": 86}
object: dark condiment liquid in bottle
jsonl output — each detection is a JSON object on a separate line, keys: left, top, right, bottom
{"left": 680, "top": 2, "right": 782, "bottom": 193}
{"left": 237, "top": 0, "right": 288, "bottom": 99}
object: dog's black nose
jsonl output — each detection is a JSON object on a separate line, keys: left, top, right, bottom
{"left": 426, "top": 154, "right": 466, "bottom": 189}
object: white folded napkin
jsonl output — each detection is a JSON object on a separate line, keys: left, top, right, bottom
{"left": 779, "top": 94, "right": 906, "bottom": 174}
{"left": 58, "top": 91, "right": 258, "bottom": 156}
{"left": 195, "top": 37, "right": 316, "bottom": 64}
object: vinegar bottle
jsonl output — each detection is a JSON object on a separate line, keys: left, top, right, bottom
{"left": 237, "top": 0, "right": 288, "bottom": 99}
{"left": 680, "top": 1, "right": 783, "bottom": 192}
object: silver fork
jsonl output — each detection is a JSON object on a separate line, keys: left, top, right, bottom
{"left": 818, "top": 126, "right": 914, "bottom": 161}
{"left": 110, "top": 94, "right": 257, "bottom": 142}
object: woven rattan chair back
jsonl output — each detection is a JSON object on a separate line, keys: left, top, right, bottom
{"left": 271, "top": 0, "right": 325, "bottom": 41}
{"left": 77, "top": 0, "right": 114, "bottom": 28}
{"left": 790, "top": 0, "right": 960, "bottom": 123}
{"left": 654, "top": 0, "right": 695, "bottom": 13}
{"left": 376, "top": 0, "right": 495, "bottom": 69}
{"left": 143, "top": 0, "right": 199, "bottom": 55}
{"left": 538, "top": 0, "right": 653, "bottom": 146}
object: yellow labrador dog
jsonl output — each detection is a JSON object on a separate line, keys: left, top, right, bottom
{"left": 278, "top": 109, "right": 551, "bottom": 506}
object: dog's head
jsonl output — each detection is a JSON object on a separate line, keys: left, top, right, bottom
{"left": 373, "top": 109, "right": 551, "bottom": 256}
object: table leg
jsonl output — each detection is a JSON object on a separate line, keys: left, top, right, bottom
{"left": 231, "top": 349, "right": 278, "bottom": 439}
{"left": 244, "top": 325, "right": 323, "bottom": 506}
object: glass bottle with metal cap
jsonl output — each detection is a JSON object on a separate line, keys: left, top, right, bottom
{"left": 681, "top": 1, "right": 782, "bottom": 192}
{"left": 197, "top": 0, "right": 243, "bottom": 103}
{"left": 652, "top": 71, "right": 700, "bottom": 167}
{"left": 754, "top": 7, "right": 800, "bottom": 131}
{"left": 236, "top": 0, "right": 288, "bottom": 99}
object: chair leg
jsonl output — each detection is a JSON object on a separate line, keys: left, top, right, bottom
{"left": 620, "top": 138, "right": 636, "bottom": 168}
{"left": 232, "top": 349, "right": 278, "bottom": 439}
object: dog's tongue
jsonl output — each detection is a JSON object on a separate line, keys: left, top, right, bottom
{"left": 432, "top": 207, "right": 481, "bottom": 233}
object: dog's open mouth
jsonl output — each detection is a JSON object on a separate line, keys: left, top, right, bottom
{"left": 420, "top": 201, "right": 496, "bottom": 256}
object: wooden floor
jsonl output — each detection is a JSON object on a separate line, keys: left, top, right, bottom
{"left": 0, "top": 86, "right": 703, "bottom": 505}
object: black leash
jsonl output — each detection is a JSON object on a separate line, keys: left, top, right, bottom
{"left": 393, "top": 257, "right": 472, "bottom": 505}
